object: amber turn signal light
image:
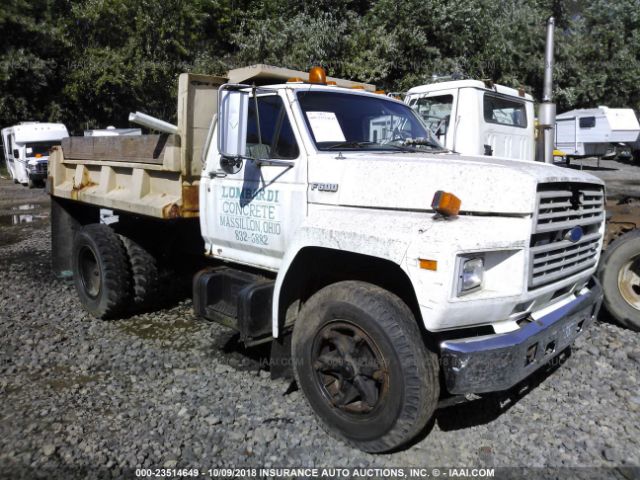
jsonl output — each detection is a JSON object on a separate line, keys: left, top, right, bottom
{"left": 431, "top": 191, "right": 461, "bottom": 217}
{"left": 419, "top": 259, "right": 438, "bottom": 271}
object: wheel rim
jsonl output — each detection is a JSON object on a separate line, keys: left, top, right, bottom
{"left": 311, "top": 320, "right": 388, "bottom": 415}
{"left": 78, "top": 246, "right": 101, "bottom": 299}
{"left": 618, "top": 257, "right": 640, "bottom": 311}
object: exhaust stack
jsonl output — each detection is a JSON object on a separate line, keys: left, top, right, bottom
{"left": 537, "top": 17, "right": 556, "bottom": 164}
{"left": 128, "top": 111, "right": 178, "bottom": 135}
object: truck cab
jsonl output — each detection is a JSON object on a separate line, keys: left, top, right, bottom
{"left": 49, "top": 68, "right": 604, "bottom": 453}
{"left": 405, "top": 79, "right": 535, "bottom": 161}
{"left": 1, "top": 122, "right": 69, "bottom": 187}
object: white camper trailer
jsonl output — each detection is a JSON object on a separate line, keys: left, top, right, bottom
{"left": 84, "top": 126, "right": 142, "bottom": 137}
{"left": 1, "top": 122, "right": 69, "bottom": 187}
{"left": 555, "top": 106, "right": 640, "bottom": 158}
{"left": 405, "top": 80, "right": 535, "bottom": 161}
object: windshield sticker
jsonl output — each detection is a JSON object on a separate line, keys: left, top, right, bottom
{"left": 306, "top": 111, "right": 346, "bottom": 143}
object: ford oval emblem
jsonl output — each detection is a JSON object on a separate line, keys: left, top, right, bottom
{"left": 565, "top": 226, "right": 584, "bottom": 243}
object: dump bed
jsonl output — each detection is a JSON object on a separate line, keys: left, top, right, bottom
{"left": 49, "top": 73, "right": 225, "bottom": 219}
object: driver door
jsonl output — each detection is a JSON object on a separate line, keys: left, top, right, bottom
{"left": 201, "top": 92, "right": 307, "bottom": 271}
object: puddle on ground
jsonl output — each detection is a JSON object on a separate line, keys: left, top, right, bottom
{"left": 0, "top": 213, "right": 48, "bottom": 226}
{"left": 118, "top": 317, "right": 202, "bottom": 343}
{"left": 0, "top": 231, "right": 20, "bottom": 246}
{"left": 47, "top": 374, "right": 99, "bottom": 392}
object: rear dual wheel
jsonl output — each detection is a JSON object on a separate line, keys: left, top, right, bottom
{"left": 72, "top": 224, "right": 161, "bottom": 318}
{"left": 292, "top": 281, "right": 439, "bottom": 452}
{"left": 72, "top": 224, "right": 131, "bottom": 319}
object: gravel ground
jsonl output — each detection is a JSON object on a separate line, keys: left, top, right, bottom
{"left": 0, "top": 168, "right": 639, "bottom": 479}
{"left": 557, "top": 156, "right": 640, "bottom": 198}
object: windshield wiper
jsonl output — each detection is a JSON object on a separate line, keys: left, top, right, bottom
{"left": 402, "top": 137, "right": 446, "bottom": 151}
{"left": 324, "top": 141, "right": 380, "bottom": 150}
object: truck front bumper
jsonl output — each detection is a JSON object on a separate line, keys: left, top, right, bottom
{"left": 440, "top": 278, "right": 602, "bottom": 394}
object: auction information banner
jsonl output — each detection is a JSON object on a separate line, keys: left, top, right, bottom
{"left": 131, "top": 467, "right": 636, "bottom": 479}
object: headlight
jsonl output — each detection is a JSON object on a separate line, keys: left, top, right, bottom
{"left": 457, "top": 256, "right": 484, "bottom": 295}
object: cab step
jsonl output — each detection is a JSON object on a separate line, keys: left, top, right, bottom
{"left": 193, "top": 267, "right": 274, "bottom": 344}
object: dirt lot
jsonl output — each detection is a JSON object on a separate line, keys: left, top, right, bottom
{"left": 560, "top": 156, "right": 640, "bottom": 197}
{"left": 0, "top": 159, "right": 639, "bottom": 479}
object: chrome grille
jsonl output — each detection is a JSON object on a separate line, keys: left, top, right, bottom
{"left": 529, "top": 183, "right": 604, "bottom": 289}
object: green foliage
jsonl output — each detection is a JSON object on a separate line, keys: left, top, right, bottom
{"left": 0, "top": 0, "right": 639, "bottom": 134}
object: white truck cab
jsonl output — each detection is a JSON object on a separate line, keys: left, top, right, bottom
{"left": 2, "top": 122, "right": 69, "bottom": 187}
{"left": 49, "top": 68, "right": 604, "bottom": 453}
{"left": 405, "top": 79, "right": 535, "bottom": 161}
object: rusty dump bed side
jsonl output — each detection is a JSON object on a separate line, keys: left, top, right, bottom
{"left": 49, "top": 73, "right": 226, "bottom": 219}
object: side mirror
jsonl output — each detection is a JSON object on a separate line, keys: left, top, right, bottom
{"left": 218, "top": 87, "right": 249, "bottom": 159}
{"left": 13, "top": 149, "right": 19, "bottom": 158}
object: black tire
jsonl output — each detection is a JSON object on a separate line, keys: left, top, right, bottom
{"left": 72, "top": 224, "right": 132, "bottom": 319}
{"left": 120, "top": 235, "right": 161, "bottom": 311}
{"left": 598, "top": 229, "right": 640, "bottom": 331}
{"left": 292, "top": 281, "right": 439, "bottom": 452}
{"left": 28, "top": 177, "right": 35, "bottom": 189}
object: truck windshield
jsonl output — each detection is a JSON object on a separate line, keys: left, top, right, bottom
{"left": 297, "top": 91, "right": 443, "bottom": 152}
{"left": 25, "top": 142, "right": 60, "bottom": 157}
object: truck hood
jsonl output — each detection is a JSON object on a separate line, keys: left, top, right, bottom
{"left": 312, "top": 152, "right": 604, "bottom": 215}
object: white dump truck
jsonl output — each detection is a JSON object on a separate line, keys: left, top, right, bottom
{"left": 2, "top": 122, "right": 69, "bottom": 187}
{"left": 49, "top": 66, "right": 605, "bottom": 452}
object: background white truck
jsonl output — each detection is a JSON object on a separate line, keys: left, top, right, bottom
{"left": 2, "top": 122, "right": 69, "bottom": 187}
{"left": 48, "top": 66, "right": 605, "bottom": 452}
{"left": 405, "top": 79, "right": 535, "bottom": 161}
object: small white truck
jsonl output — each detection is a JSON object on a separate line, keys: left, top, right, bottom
{"left": 2, "top": 122, "right": 69, "bottom": 187}
{"left": 49, "top": 66, "right": 605, "bottom": 452}
{"left": 405, "top": 79, "right": 535, "bottom": 161}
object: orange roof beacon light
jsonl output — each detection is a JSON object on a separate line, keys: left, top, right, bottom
{"left": 287, "top": 77, "right": 304, "bottom": 83}
{"left": 326, "top": 80, "right": 337, "bottom": 86}
{"left": 309, "top": 66, "right": 327, "bottom": 84}
{"left": 431, "top": 190, "right": 461, "bottom": 219}
{"left": 375, "top": 90, "right": 386, "bottom": 95}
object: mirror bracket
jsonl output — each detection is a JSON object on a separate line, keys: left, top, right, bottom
{"left": 253, "top": 158, "right": 295, "bottom": 168}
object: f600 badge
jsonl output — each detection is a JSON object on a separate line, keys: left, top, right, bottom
{"left": 310, "top": 183, "right": 339, "bottom": 192}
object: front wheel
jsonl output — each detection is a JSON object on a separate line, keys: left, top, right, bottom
{"left": 72, "top": 224, "right": 132, "bottom": 319}
{"left": 599, "top": 229, "right": 640, "bottom": 331}
{"left": 292, "top": 281, "right": 439, "bottom": 452}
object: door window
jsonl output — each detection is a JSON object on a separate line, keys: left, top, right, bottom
{"left": 410, "top": 95, "right": 453, "bottom": 136}
{"left": 246, "top": 95, "right": 299, "bottom": 159}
